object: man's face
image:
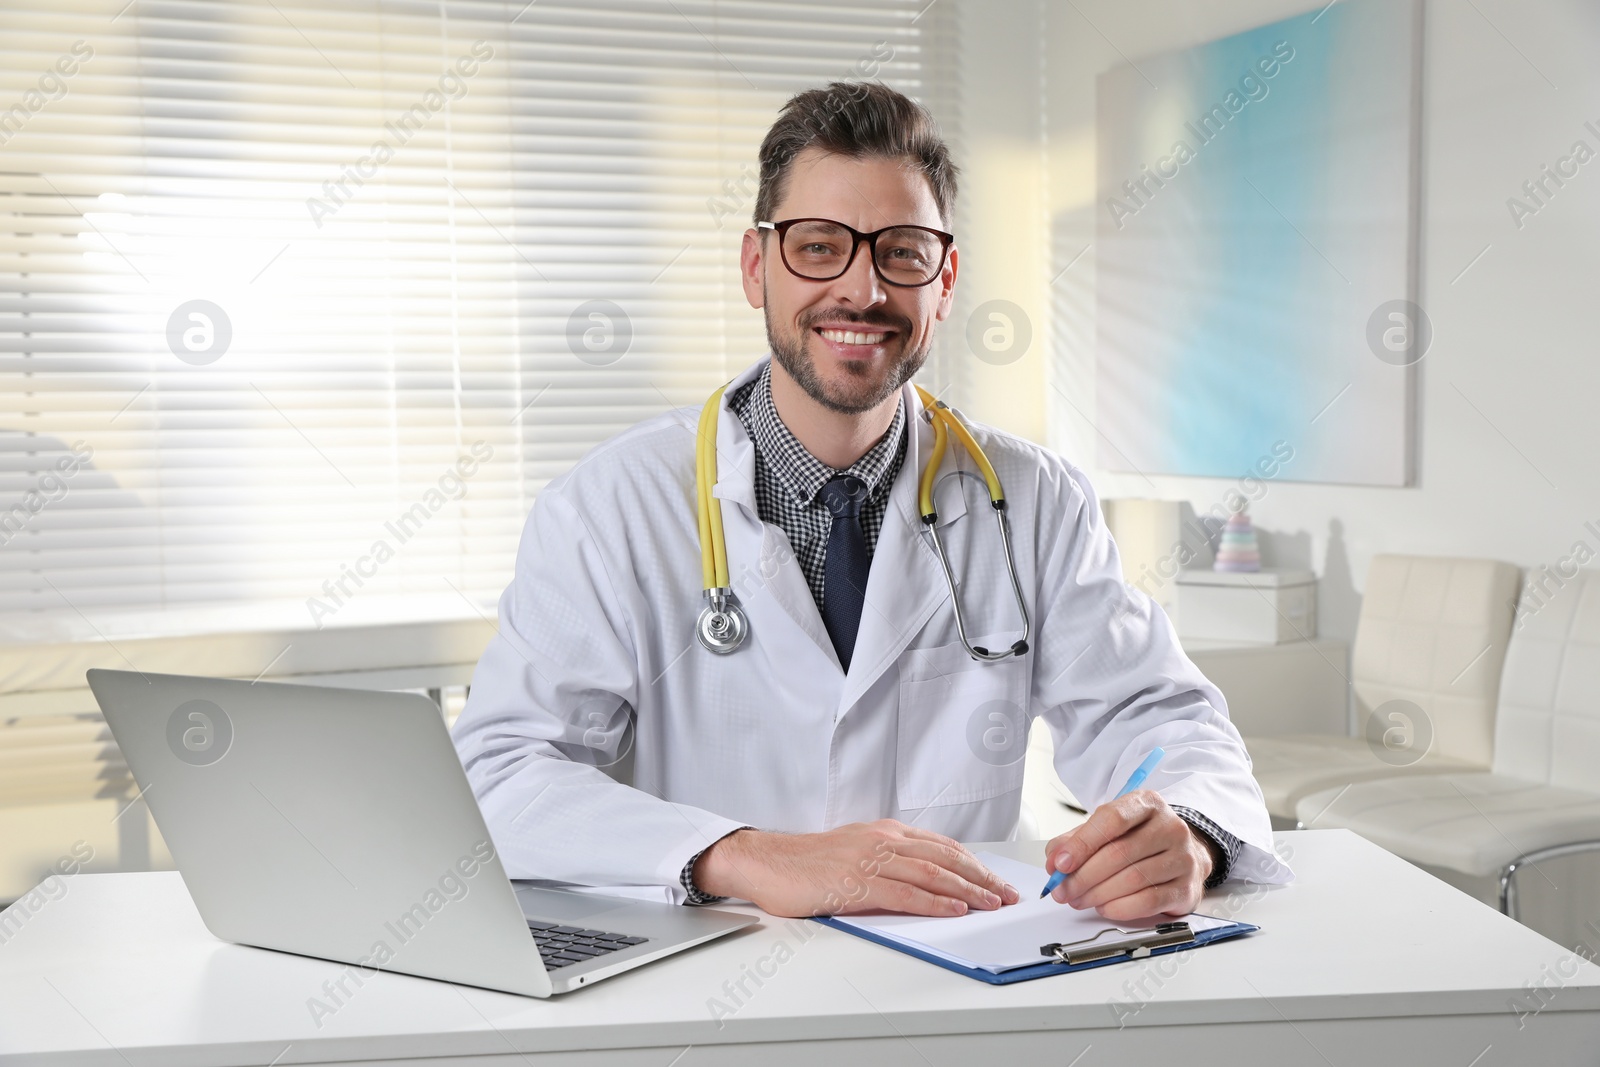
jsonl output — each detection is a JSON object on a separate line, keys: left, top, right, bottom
{"left": 740, "top": 147, "right": 958, "bottom": 415}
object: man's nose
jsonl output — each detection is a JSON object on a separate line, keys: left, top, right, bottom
{"left": 829, "top": 240, "right": 888, "bottom": 308}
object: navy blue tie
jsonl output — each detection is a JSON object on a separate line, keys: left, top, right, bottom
{"left": 820, "top": 474, "right": 870, "bottom": 671}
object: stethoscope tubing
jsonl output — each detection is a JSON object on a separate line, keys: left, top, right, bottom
{"left": 694, "top": 380, "right": 1030, "bottom": 661}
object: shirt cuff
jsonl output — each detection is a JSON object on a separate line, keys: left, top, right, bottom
{"left": 1170, "top": 805, "right": 1241, "bottom": 890}
{"left": 679, "top": 826, "right": 755, "bottom": 905}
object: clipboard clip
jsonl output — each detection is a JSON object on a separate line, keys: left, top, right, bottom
{"left": 1040, "top": 921, "right": 1196, "bottom": 966}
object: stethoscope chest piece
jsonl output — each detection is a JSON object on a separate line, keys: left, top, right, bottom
{"left": 696, "top": 589, "right": 748, "bottom": 654}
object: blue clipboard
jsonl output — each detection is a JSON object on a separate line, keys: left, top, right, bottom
{"left": 811, "top": 914, "right": 1259, "bottom": 985}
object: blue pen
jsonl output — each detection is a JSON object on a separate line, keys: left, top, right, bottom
{"left": 1040, "top": 747, "right": 1166, "bottom": 899}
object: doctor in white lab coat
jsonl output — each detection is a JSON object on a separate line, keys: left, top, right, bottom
{"left": 453, "top": 82, "right": 1290, "bottom": 922}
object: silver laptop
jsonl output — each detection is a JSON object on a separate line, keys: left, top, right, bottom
{"left": 87, "top": 669, "right": 756, "bottom": 997}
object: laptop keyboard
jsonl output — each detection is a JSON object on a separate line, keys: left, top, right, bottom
{"left": 528, "top": 921, "right": 649, "bottom": 970}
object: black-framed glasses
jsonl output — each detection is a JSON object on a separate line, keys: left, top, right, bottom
{"left": 758, "top": 218, "right": 954, "bottom": 288}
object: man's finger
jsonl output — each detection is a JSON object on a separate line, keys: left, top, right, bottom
{"left": 891, "top": 838, "right": 1018, "bottom": 906}
{"left": 892, "top": 826, "right": 1018, "bottom": 903}
{"left": 1046, "top": 790, "right": 1160, "bottom": 876}
{"left": 1051, "top": 821, "right": 1168, "bottom": 902}
{"left": 878, "top": 849, "right": 1006, "bottom": 911}
{"left": 845, "top": 875, "right": 969, "bottom": 917}
{"left": 1092, "top": 879, "right": 1197, "bottom": 923}
{"left": 1063, "top": 849, "right": 1190, "bottom": 911}
{"left": 895, "top": 824, "right": 971, "bottom": 853}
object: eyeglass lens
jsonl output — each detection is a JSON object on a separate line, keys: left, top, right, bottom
{"left": 781, "top": 221, "right": 944, "bottom": 285}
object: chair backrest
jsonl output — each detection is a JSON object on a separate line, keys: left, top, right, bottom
{"left": 1493, "top": 568, "right": 1600, "bottom": 791}
{"left": 1353, "top": 555, "right": 1520, "bottom": 767}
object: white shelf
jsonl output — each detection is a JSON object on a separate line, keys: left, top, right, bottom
{"left": 1182, "top": 636, "right": 1351, "bottom": 737}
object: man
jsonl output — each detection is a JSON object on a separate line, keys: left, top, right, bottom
{"left": 452, "top": 82, "right": 1289, "bottom": 923}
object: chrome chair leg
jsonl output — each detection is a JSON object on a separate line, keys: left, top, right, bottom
{"left": 1497, "top": 840, "right": 1600, "bottom": 922}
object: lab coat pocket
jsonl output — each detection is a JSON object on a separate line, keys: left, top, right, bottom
{"left": 895, "top": 639, "right": 1030, "bottom": 810}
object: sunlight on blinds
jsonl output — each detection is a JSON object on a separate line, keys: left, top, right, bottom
{"left": 0, "top": 0, "right": 939, "bottom": 637}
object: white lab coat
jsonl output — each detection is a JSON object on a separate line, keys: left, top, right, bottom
{"left": 452, "top": 357, "right": 1292, "bottom": 902}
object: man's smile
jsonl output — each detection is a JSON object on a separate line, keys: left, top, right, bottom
{"left": 810, "top": 322, "right": 901, "bottom": 360}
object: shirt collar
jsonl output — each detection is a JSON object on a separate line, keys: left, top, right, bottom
{"left": 733, "top": 360, "right": 907, "bottom": 508}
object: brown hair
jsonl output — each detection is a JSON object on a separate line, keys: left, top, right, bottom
{"left": 753, "top": 81, "right": 958, "bottom": 230}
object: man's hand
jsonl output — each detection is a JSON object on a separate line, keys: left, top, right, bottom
{"left": 1042, "top": 790, "right": 1215, "bottom": 923}
{"left": 691, "top": 820, "right": 1020, "bottom": 919}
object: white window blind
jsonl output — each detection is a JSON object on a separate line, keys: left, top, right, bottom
{"left": 0, "top": 0, "right": 950, "bottom": 635}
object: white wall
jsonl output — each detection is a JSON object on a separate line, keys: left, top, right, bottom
{"left": 952, "top": 0, "right": 1600, "bottom": 643}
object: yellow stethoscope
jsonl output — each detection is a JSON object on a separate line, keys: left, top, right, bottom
{"left": 694, "top": 382, "right": 1031, "bottom": 662}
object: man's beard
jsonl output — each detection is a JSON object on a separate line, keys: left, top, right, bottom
{"left": 765, "top": 303, "right": 932, "bottom": 416}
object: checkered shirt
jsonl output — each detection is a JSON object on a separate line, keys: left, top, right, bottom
{"left": 724, "top": 361, "right": 907, "bottom": 614}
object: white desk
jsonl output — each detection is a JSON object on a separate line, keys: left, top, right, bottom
{"left": 2, "top": 830, "right": 1596, "bottom": 1066}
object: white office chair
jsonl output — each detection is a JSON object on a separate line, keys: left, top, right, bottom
{"left": 1296, "top": 568, "right": 1600, "bottom": 919}
{"left": 1245, "top": 555, "right": 1520, "bottom": 823}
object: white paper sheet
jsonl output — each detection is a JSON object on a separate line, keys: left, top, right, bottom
{"left": 827, "top": 852, "right": 1235, "bottom": 973}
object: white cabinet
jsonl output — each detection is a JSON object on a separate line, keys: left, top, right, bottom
{"left": 1183, "top": 636, "right": 1350, "bottom": 736}
{"left": 1175, "top": 568, "right": 1318, "bottom": 644}
{"left": 1020, "top": 636, "right": 1351, "bottom": 840}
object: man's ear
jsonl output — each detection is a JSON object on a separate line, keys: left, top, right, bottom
{"left": 934, "top": 244, "right": 958, "bottom": 321}
{"left": 740, "top": 228, "right": 766, "bottom": 310}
